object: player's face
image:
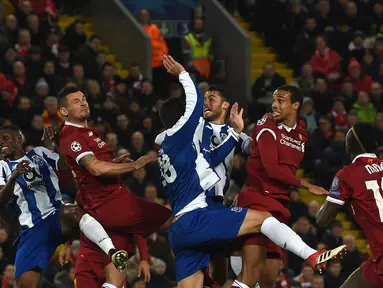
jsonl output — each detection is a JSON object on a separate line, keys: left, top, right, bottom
{"left": 0, "top": 132, "right": 20, "bottom": 159}
{"left": 271, "top": 90, "right": 299, "bottom": 122}
{"left": 62, "top": 91, "right": 90, "bottom": 121}
{"left": 203, "top": 91, "right": 229, "bottom": 121}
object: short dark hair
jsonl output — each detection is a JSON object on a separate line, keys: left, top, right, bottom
{"left": 207, "top": 84, "right": 233, "bottom": 104}
{"left": 0, "top": 125, "right": 20, "bottom": 134}
{"left": 159, "top": 97, "right": 185, "bottom": 129}
{"left": 276, "top": 85, "right": 303, "bottom": 106}
{"left": 351, "top": 123, "right": 377, "bottom": 153}
{"left": 57, "top": 84, "right": 81, "bottom": 107}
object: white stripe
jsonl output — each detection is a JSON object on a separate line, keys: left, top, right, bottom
{"left": 166, "top": 72, "right": 198, "bottom": 136}
{"left": 15, "top": 183, "right": 33, "bottom": 228}
{"left": 256, "top": 128, "right": 277, "bottom": 142}
{"left": 352, "top": 153, "right": 377, "bottom": 163}
{"left": 76, "top": 151, "right": 94, "bottom": 164}
{"left": 326, "top": 196, "right": 345, "bottom": 206}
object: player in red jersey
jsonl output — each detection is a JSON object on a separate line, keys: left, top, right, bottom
{"left": 317, "top": 123, "right": 383, "bottom": 288}
{"left": 57, "top": 85, "right": 172, "bottom": 288}
{"left": 235, "top": 86, "right": 343, "bottom": 288}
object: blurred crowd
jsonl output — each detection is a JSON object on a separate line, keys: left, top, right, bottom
{"left": 0, "top": 0, "right": 379, "bottom": 287}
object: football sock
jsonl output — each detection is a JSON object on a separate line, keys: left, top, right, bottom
{"left": 79, "top": 213, "right": 115, "bottom": 255}
{"left": 230, "top": 256, "right": 242, "bottom": 276}
{"left": 261, "top": 216, "right": 316, "bottom": 259}
{"left": 232, "top": 280, "right": 250, "bottom": 288}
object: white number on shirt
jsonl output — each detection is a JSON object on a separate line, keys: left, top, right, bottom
{"left": 365, "top": 177, "right": 383, "bottom": 222}
{"left": 158, "top": 154, "right": 177, "bottom": 186}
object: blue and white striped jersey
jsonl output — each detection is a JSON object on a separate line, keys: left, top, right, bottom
{"left": 0, "top": 147, "right": 62, "bottom": 229}
{"left": 201, "top": 123, "right": 252, "bottom": 198}
{"left": 155, "top": 72, "right": 240, "bottom": 216}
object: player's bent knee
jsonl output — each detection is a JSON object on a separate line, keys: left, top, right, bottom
{"left": 17, "top": 270, "right": 41, "bottom": 288}
{"left": 239, "top": 210, "right": 272, "bottom": 235}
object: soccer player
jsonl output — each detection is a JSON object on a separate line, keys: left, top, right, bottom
{"left": 0, "top": 125, "right": 129, "bottom": 288}
{"left": 201, "top": 84, "right": 252, "bottom": 285}
{"left": 235, "top": 85, "right": 334, "bottom": 288}
{"left": 57, "top": 85, "right": 172, "bottom": 288}
{"left": 156, "top": 55, "right": 346, "bottom": 288}
{"left": 316, "top": 123, "right": 383, "bottom": 288}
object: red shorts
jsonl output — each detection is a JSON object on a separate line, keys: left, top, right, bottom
{"left": 237, "top": 188, "right": 291, "bottom": 260}
{"left": 87, "top": 188, "right": 171, "bottom": 236}
{"left": 361, "top": 254, "right": 383, "bottom": 287}
{"left": 74, "top": 260, "right": 106, "bottom": 288}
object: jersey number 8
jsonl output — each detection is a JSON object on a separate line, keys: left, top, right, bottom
{"left": 158, "top": 154, "right": 177, "bottom": 187}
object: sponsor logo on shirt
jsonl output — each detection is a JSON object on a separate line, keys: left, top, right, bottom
{"left": 32, "top": 155, "right": 44, "bottom": 167}
{"left": 71, "top": 141, "right": 82, "bottom": 152}
{"left": 279, "top": 133, "right": 305, "bottom": 152}
{"left": 331, "top": 176, "right": 339, "bottom": 190}
{"left": 329, "top": 190, "right": 341, "bottom": 197}
{"left": 231, "top": 207, "right": 243, "bottom": 213}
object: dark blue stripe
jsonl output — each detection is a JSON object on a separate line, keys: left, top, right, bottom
{"left": 8, "top": 161, "right": 40, "bottom": 225}
{"left": 42, "top": 151, "right": 57, "bottom": 171}
{"left": 27, "top": 150, "right": 57, "bottom": 206}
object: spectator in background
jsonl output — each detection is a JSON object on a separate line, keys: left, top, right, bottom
{"left": 288, "top": 188, "right": 308, "bottom": 225}
{"left": 2, "top": 264, "right": 16, "bottom": 288}
{"left": 15, "top": 28, "right": 31, "bottom": 58}
{"left": 32, "top": 77, "right": 49, "bottom": 111}
{"left": 138, "top": 9, "right": 168, "bottom": 97}
{"left": 42, "top": 60, "right": 65, "bottom": 95}
{"left": 130, "top": 131, "right": 148, "bottom": 160}
{"left": 139, "top": 80, "right": 157, "bottom": 113}
{"left": 329, "top": 99, "right": 348, "bottom": 130}
{"left": 294, "top": 62, "right": 314, "bottom": 96}
{"left": 349, "top": 31, "right": 366, "bottom": 63}
{"left": 325, "top": 260, "right": 346, "bottom": 288}
{"left": 310, "top": 76, "right": 333, "bottom": 114}
{"left": 76, "top": 34, "right": 102, "bottom": 81}
{"left": 16, "top": 0, "right": 32, "bottom": 29}
{"left": 62, "top": 20, "right": 87, "bottom": 53}
{"left": 26, "top": 114, "right": 44, "bottom": 146}
{"left": 11, "top": 96, "right": 34, "bottom": 131}
{"left": 347, "top": 110, "right": 359, "bottom": 128}
{"left": 55, "top": 46, "right": 72, "bottom": 80}
{"left": 353, "top": 91, "right": 376, "bottom": 123}
{"left": 70, "top": 63, "right": 87, "bottom": 92}
{"left": 11, "top": 60, "right": 29, "bottom": 96}
{"left": 311, "top": 35, "right": 341, "bottom": 82}
{"left": 371, "top": 81, "right": 383, "bottom": 112}
{"left": 347, "top": 57, "right": 373, "bottom": 93}
{"left": 311, "top": 274, "right": 325, "bottom": 288}
{"left": 25, "top": 46, "right": 43, "bottom": 83}
{"left": 341, "top": 234, "right": 364, "bottom": 278}
{"left": 42, "top": 96, "right": 63, "bottom": 128}
{"left": 2, "top": 48, "right": 16, "bottom": 77}
{"left": 301, "top": 97, "right": 319, "bottom": 135}
{"left": 0, "top": 15, "right": 18, "bottom": 54}
{"left": 183, "top": 17, "right": 213, "bottom": 82}
{"left": 126, "top": 61, "right": 144, "bottom": 94}
{"left": 293, "top": 262, "right": 314, "bottom": 288}
{"left": 26, "top": 13, "right": 43, "bottom": 47}
{"left": 340, "top": 79, "right": 357, "bottom": 111}
{"left": 322, "top": 220, "right": 343, "bottom": 249}
{"left": 126, "top": 168, "right": 149, "bottom": 198}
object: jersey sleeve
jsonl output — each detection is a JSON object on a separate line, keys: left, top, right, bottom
{"left": 165, "top": 71, "right": 204, "bottom": 143}
{"left": 34, "top": 147, "right": 59, "bottom": 170}
{"left": 326, "top": 170, "right": 352, "bottom": 206}
{"left": 59, "top": 130, "right": 94, "bottom": 165}
{"left": 202, "top": 128, "right": 239, "bottom": 167}
{"left": 238, "top": 132, "right": 252, "bottom": 155}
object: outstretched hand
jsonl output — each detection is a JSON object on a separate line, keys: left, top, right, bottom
{"left": 163, "top": 55, "right": 186, "bottom": 77}
{"left": 112, "top": 153, "right": 134, "bottom": 164}
{"left": 308, "top": 184, "right": 329, "bottom": 196}
{"left": 228, "top": 102, "right": 244, "bottom": 134}
{"left": 134, "top": 154, "right": 157, "bottom": 170}
{"left": 41, "top": 126, "right": 57, "bottom": 141}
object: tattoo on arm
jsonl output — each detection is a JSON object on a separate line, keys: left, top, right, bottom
{"left": 79, "top": 154, "right": 97, "bottom": 168}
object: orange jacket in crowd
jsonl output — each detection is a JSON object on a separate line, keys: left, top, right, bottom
{"left": 142, "top": 24, "right": 168, "bottom": 68}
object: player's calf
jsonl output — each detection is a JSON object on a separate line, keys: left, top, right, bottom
{"left": 17, "top": 269, "right": 41, "bottom": 288}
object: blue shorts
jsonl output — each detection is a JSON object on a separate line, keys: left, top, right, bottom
{"left": 206, "top": 195, "right": 225, "bottom": 210}
{"left": 169, "top": 207, "right": 247, "bottom": 281}
{"left": 15, "top": 210, "right": 64, "bottom": 278}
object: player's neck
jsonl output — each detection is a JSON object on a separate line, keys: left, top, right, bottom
{"left": 11, "top": 149, "right": 25, "bottom": 160}
{"left": 67, "top": 118, "right": 88, "bottom": 128}
{"left": 209, "top": 115, "right": 226, "bottom": 125}
{"left": 281, "top": 117, "right": 297, "bottom": 128}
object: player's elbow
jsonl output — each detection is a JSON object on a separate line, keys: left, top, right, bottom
{"left": 86, "top": 161, "right": 104, "bottom": 177}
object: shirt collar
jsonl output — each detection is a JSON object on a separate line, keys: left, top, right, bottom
{"left": 352, "top": 153, "right": 377, "bottom": 163}
{"left": 65, "top": 121, "right": 84, "bottom": 128}
{"left": 278, "top": 123, "right": 297, "bottom": 132}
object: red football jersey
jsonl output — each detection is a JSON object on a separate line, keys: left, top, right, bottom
{"left": 327, "top": 154, "right": 383, "bottom": 258}
{"left": 245, "top": 118, "right": 308, "bottom": 202}
{"left": 59, "top": 122, "right": 123, "bottom": 210}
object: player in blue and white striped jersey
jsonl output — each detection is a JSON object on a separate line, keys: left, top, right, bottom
{"left": 0, "top": 125, "right": 130, "bottom": 287}
{"left": 201, "top": 84, "right": 252, "bottom": 209}
{"left": 156, "top": 55, "right": 346, "bottom": 288}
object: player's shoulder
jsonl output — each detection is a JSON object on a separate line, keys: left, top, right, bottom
{"left": 255, "top": 117, "right": 277, "bottom": 131}
{"left": 0, "top": 160, "right": 8, "bottom": 170}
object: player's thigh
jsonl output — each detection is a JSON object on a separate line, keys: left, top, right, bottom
{"left": 17, "top": 269, "right": 41, "bottom": 288}
{"left": 178, "top": 270, "right": 204, "bottom": 288}
{"left": 75, "top": 261, "right": 105, "bottom": 288}
{"left": 259, "top": 259, "right": 282, "bottom": 288}
{"left": 341, "top": 267, "right": 374, "bottom": 288}
{"left": 104, "top": 262, "right": 126, "bottom": 288}
{"left": 238, "top": 209, "right": 271, "bottom": 236}
{"left": 60, "top": 204, "right": 85, "bottom": 239}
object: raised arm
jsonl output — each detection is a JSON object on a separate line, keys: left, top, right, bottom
{"left": 239, "top": 133, "right": 252, "bottom": 155}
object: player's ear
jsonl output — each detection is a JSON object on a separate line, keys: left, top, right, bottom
{"left": 59, "top": 106, "right": 68, "bottom": 117}
{"left": 222, "top": 101, "right": 230, "bottom": 110}
{"left": 292, "top": 101, "right": 300, "bottom": 111}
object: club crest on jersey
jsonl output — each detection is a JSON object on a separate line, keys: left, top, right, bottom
{"left": 32, "top": 155, "right": 44, "bottom": 166}
{"left": 71, "top": 141, "right": 82, "bottom": 152}
{"left": 231, "top": 207, "right": 243, "bottom": 213}
{"left": 257, "top": 118, "right": 266, "bottom": 126}
{"left": 331, "top": 176, "right": 339, "bottom": 190}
